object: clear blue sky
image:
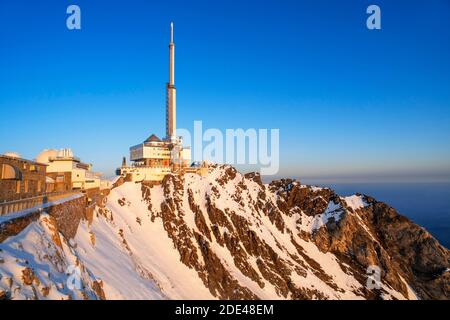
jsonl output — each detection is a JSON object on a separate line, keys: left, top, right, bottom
{"left": 1, "top": 0, "right": 449, "bottom": 182}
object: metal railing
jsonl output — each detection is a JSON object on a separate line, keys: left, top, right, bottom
{"left": 0, "top": 191, "right": 81, "bottom": 216}
{"left": 120, "top": 165, "right": 172, "bottom": 170}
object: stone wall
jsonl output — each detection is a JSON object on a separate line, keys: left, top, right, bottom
{"left": 46, "top": 195, "right": 86, "bottom": 239}
{"left": 0, "top": 156, "right": 47, "bottom": 202}
{"left": 0, "top": 210, "right": 41, "bottom": 243}
{"left": 84, "top": 188, "right": 110, "bottom": 224}
{"left": 46, "top": 172, "right": 72, "bottom": 192}
{"left": 0, "top": 194, "right": 87, "bottom": 242}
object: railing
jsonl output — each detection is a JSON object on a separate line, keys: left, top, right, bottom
{"left": 120, "top": 165, "right": 171, "bottom": 170}
{"left": 0, "top": 191, "right": 81, "bottom": 216}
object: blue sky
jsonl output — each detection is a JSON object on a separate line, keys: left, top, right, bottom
{"left": 1, "top": 0, "right": 449, "bottom": 182}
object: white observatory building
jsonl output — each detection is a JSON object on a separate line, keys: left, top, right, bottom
{"left": 119, "top": 23, "right": 193, "bottom": 182}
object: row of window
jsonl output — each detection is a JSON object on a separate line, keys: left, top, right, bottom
{"left": 20, "top": 163, "right": 43, "bottom": 172}
{"left": 15, "top": 180, "right": 43, "bottom": 193}
{"left": 0, "top": 163, "right": 44, "bottom": 180}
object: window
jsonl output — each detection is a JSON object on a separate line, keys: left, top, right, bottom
{"left": 37, "top": 181, "right": 42, "bottom": 192}
{"left": 1, "top": 164, "right": 21, "bottom": 180}
{"left": 16, "top": 181, "right": 21, "bottom": 193}
{"left": 24, "top": 180, "right": 28, "bottom": 193}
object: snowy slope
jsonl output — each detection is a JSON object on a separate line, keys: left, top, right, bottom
{"left": 2, "top": 164, "right": 448, "bottom": 300}
{"left": 73, "top": 182, "right": 213, "bottom": 299}
{"left": 0, "top": 214, "right": 101, "bottom": 300}
{"left": 73, "top": 165, "right": 414, "bottom": 299}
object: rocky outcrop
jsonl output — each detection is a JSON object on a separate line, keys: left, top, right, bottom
{"left": 370, "top": 201, "right": 449, "bottom": 299}
{"left": 135, "top": 165, "right": 449, "bottom": 300}
{"left": 1, "top": 165, "right": 448, "bottom": 300}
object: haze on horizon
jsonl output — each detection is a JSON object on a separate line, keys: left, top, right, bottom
{"left": 1, "top": 0, "right": 449, "bottom": 183}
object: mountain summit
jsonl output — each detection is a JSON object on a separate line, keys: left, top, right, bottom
{"left": 0, "top": 164, "right": 448, "bottom": 300}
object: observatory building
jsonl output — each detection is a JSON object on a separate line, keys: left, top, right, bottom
{"left": 119, "top": 23, "right": 194, "bottom": 182}
{"left": 36, "top": 148, "right": 102, "bottom": 191}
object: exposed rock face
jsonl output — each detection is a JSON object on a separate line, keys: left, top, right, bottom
{"left": 369, "top": 201, "right": 449, "bottom": 299}
{"left": 0, "top": 165, "right": 448, "bottom": 300}
{"left": 0, "top": 289, "right": 8, "bottom": 300}
{"left": 134, "top": 165, "right": 448, "bottom": 300}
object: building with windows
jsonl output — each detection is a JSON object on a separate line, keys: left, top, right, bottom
{"left": 118, "top": 23, "right": 195, "bottom": 182}
{"left": 36, "top": 148, "right": 102, "bottom": 191}
{"left": 0, "top": 153, "right": 47, "bottom": 202}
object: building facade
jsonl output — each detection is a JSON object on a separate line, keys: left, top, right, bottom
{"left": 36, "top": 148, "right": 101, "bottom": 191}
{"left": 0, "top": 153, "right": 47, "bottom": 202}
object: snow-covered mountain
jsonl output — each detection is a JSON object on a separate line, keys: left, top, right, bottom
{"left": 1, "top": 165, "right": 449, "bottom": 300}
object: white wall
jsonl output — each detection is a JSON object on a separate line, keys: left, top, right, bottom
{"left": 46, "top": 160, "right": 74, "bottom": 173}
{"left": 143, "top": 146, "right": 171, "bottom": 159}
{"left": 130, "top": 144, "right": 171, "bottom": 161}
{"left": 120, "top": 166, "right": 171, "bottom": 182}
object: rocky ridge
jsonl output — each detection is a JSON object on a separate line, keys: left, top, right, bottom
{"left": 0, "top": 164, "right": 448, "bottom": 299}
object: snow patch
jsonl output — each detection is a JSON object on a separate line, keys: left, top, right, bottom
{"left": 343, "top": 195, "right": 368, "bottom": 210}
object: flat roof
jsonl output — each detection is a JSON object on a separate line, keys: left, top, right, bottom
{"left": 0, "top": 154, "right": 48, "bottom": 166}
